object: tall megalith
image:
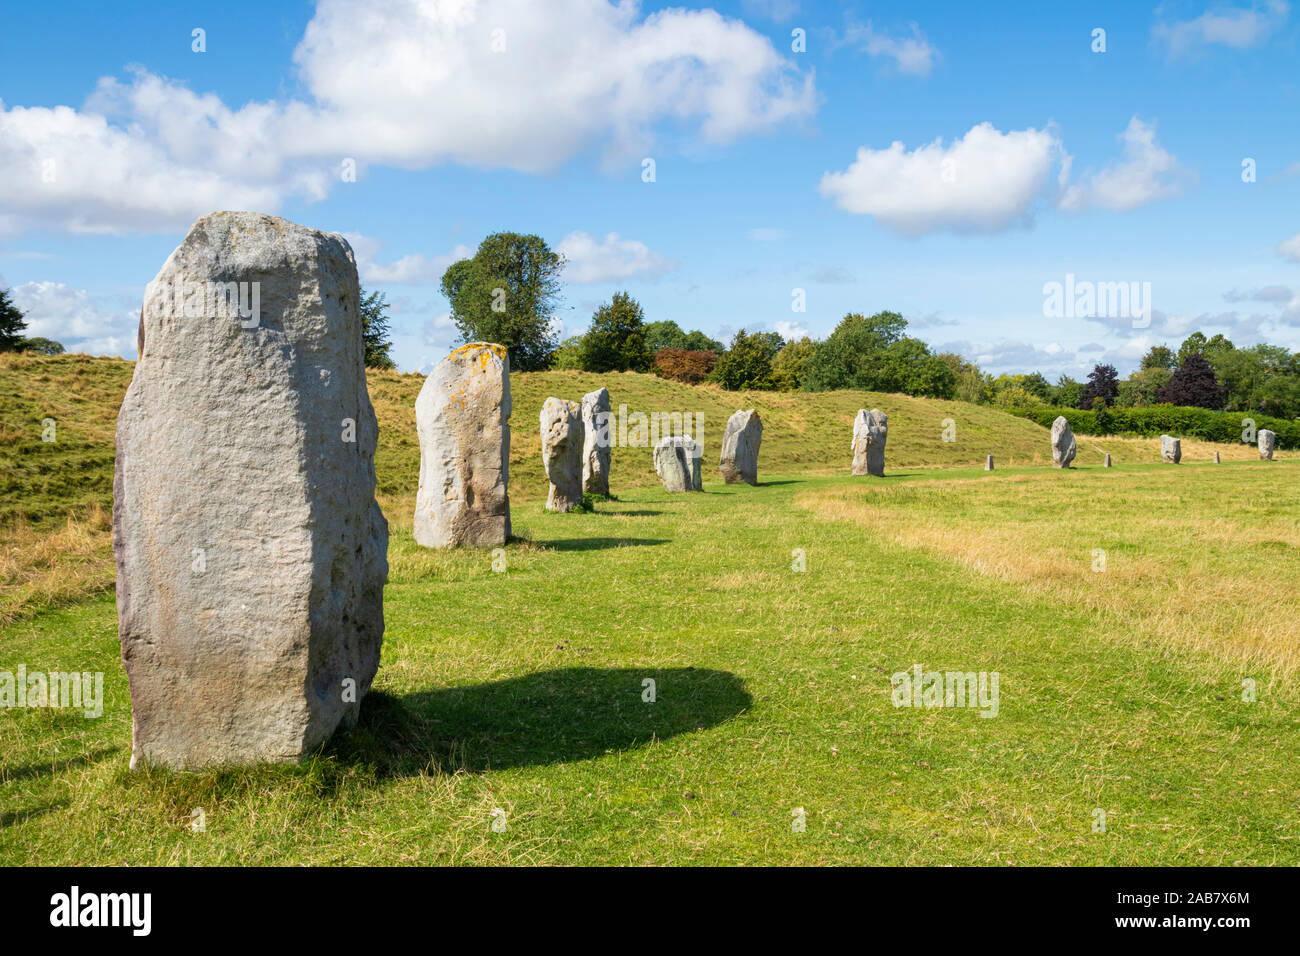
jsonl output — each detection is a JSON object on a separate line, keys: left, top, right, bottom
{"left": 719, "top": 409, "right": 762, "bottom": 485}
{"left": 851, "top": 409, "right": 888, "bottom": 476}
{"left": 541, "top": 397, "right": 584, "bottom": 511}
{"left": 414, "top": 343, "right": 511, "bottom": 548}
{"left": 114, "top": 211, "right": 388, "bottom": 769}
{"left": 582, "top": 387, "right": 612, "bottom": 496}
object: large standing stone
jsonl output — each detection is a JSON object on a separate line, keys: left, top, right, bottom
{"left": 1161, "top": 434, "right": 1181, "bottom": 464}
{"left": 540, "top": 397, "right": 584, "bottom": 511}
{"left": 581, "top": 387, "right": 612, "bottom": 495}
{"left": 719, "top": 409, "right": 762, "bottom": 485}
{"left": 1051, "top": 416, "right": 1076, "bottom": 469}
{"left": 851, "top": 409, "right": 888, "bottom": 476}
{"left": 414, "top": 343, "right": 511, "bottom": 548}
{"left": 114, "top": 211, "right": 388, "bottom": 769}
{"left": 1259, "top": 429, "right": 1277, "bottom": 460}
{"left": 654, "top": 435, "right": 702, "bottom": 492}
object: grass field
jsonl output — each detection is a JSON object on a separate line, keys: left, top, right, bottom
{"left": 1, "top": 354, "right": 1296, "bottom": 864}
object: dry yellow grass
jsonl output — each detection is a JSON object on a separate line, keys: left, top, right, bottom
{"left": 799, "top": 463, "right": 1300, "bottom": 681}
{"left": 0, "top": 501, "right": 115, "bottom": 624}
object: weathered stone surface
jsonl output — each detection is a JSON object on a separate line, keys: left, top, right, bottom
{"left": 851, "top": 408, "right": 888, "bottom": 476}
{"left": 114, "top": 211, "right": 388, "bottom": 769}
{"left": 654, "top": 435, "right": 702, "bottom": 492}
{"left": 1051, "top": 416, "right": 1076, "bottom": 468}
{"left": 1259, "top": 429, "right": 1277, "bottom": 460}
{"left": 414, "top": 343, "right": 510, "bottom": 548}
{"left": 1104, "top": 453, "right": 1112, "bottom": 468}
{"left": 985, "top": 454, "right": 994, "bottom": 471}
{"left": 581, "top": 387, "right": 612, "bottom": 495}
{"left": 1161, "top": 434, "right": 1181, "bottom": 464}
{"left": 1214, "top": 451, "right": 1222, "bottom": 464}
{"left": 541, "top": 397, "right": 584, "bottom": 511}
{"left": 719, "top": 409, "right": 762, "bottom": 484}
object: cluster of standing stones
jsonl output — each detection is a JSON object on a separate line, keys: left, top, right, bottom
{"left": 112, "top": 211, "right": 1291, "bottom": 768}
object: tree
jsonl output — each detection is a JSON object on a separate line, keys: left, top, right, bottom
{"left": 0, "top": 288, "right": 28, "bottom": 352}
{"left": 643, "top": 320, "right": 722, "bottom": 353}
{"left": 1051, "top": 375, "right": 1085, "bottom": 409}
{"left": 682, "top": 329, "right": 725, "bottom": 352}
{"left": 1140, "top": 344, "right": 1176, "bottom": 370}
{"left": 439, "top": 232, "right": 564, "bottom": 371}
{"left": 20, "top": 337, "right": 65, "bottom": 355}
{"left": 1080, "top": 363, "right": 1120, "bottom": 410}
{"left": 1158, "top": 353, "right": 1226, "bottom": 408}
{"left": 770, "top": 337, "right": 817, "bottom": 391}
{"left": 550, "top": 335, "right": 584, "bottom": 370}
{"left": 1117, "top": 366, "right": 1171, "bottom": 406}
{"left": 578, "top": 292, "right": 651, "bottom": 372}
{"left": 713, "top": 328, "right": 779, "bottom": 390}
{"left": 652, "top": 348, "right": 717, "bottom": 384}
{"left": 940, "top": 353, "right": 993, "bottom": 404}
{"left": 359, "top": 287, "right": 396, "bottom": 370}
{"left": 802, "top": 311, "right": 908, "bottom": 391}
{"left": 1176, "top": 331, "right": 1208, "bottom": 367}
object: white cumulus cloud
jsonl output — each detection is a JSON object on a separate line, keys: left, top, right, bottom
{"left": 10, "top": 281, "right": 138, "bottom": 357}
{"left": 1059, "top": 118, "right": 1186, "bottom": 212}
{"left": 558, "top": 231, "right": 676, "bottom": 284}
{"left": 1153, "top": 1, "right": 1289, "bottom": 56}
{"left": 818, "top": 122, "right": 1066, "bottom": 236}
{"left": 841, "top": 21, "right": 938, "bottom": 76}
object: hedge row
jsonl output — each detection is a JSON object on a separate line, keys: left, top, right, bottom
{"left": 1009, "top": 404, "right": 1299, "bottom": 449}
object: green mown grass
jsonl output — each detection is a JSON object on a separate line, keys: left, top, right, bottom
{"left": 2, "top": 462, "right": 1296, "bottom": 865}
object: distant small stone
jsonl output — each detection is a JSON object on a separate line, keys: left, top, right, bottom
{"left": 1214, "top": 451, "right": 1221, "bottom": 464}
{"left": 1161, "top": 434, "right": 1181, "bottom": 464}
{"left": 985, "top": 454, "right": 994, "bottom": 471}
{"left": 1051, "top": 416, "right": 1076, "bottom": 469}
{"left": 654, "top": 435, "right": 702, "bottom": 492}
{"left": 719, "top": 409, "right": 762, "bottom": 485}
{"left": 540, "top": 398, "right": 584, "bottom": 511}
{"left": 1103, "top": 453, "right": 1112, "bottom": 468}
{"left": 851, "top": 408, "right": 888, "bottom": 476}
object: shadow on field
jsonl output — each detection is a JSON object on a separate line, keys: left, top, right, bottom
{"left": 542, "top": 537, "right": 669, "bottom": 552}
{"left": 331, "top": 667, "right": 751, "bottom": 776}
{"left": 0, "top": 747, "right": 120, "bottom": 783}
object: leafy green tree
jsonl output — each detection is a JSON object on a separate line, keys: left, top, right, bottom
{"left": 359, "top": 287, "right": 396, "bottom": 370}
{"left": 770, "top": 337, "right": 817, "bottom": 391}
{"left": 713, "top": 328, "right": 779, "bottom": 390}
{"left": 645, "top": 320, "right": 687, "bottom": 352}
{"left": 992, "top": 372, "right": 1051, "bottom": 402}
{"left": 682, "top": 329, "right": 725, "bottom": 352}
{"left": 0, "top": 288, "right": 28, "bottom": 352}
{"left": 802, "top": 311, "right": 908, "bottom": 391}
{"left": 939, "top": 353, "right": 993, "bottom": 404}
{"left": 1140, "top": 344, "right": 1176, "bottom": 370}
{"left": 578, "top": 292, "right": 651, "bottom": 372}
{"left": 20, "top": 337, "right": 64, "bottom": 355}
{"left": 1051, "top": 375, "right": 1085, "bottom": 409}
{"left": 1117, "top": 366, "right": 1172, "bottom": 406}
{"left": 1176, "top": 331, "right": 1209, "bottom": 367}
{"left": 440, "top": 232, "right": 564, "bottom": 371}
{"left": 1158, "top": 352, "right": 1226, "bottom": 409}
{"left": 994, "top": 385, "right": 1045, "bottom": 409}
{"left": 1080, "top": 363, "right": 1120, "bottom": 410}
{"left": 550, "top": 335, "right": 584, "bottom": 370}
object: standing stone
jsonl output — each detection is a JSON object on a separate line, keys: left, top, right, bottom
{"left": 1259, "top": 429, "right": 1277, "bottom": 460}
{"left": 719, "top": 409, "right": 763, "bottom": 485}
{"left": 1103, "top": 453, "right": 1112, "bottom": 468}
{"left": 540, "top": 398, "right": 584, "bottom": 511}
{"left": 1051, "top": 416, "right": 1076, "bottom": 469}
{"left": 851, "top": 409, "right": 888, "bottom": 476}
{"left": 1161, "top": 434, "right": 1182, "bottom": 464}
{"left": 654, "top": 435, "right": 702, "bottom": 492}
{"left": 114, "top": 211, "right": 388, "bottom": 769}
{"left": 581, "top": 387, "right": 612, "bottom": 495}
{"left": 985, "top": 454, "right": 994, "bottom": 471}
{"left": 1214, "top": 451, "right": 1222, "bottom": 464}
{"left": 414, "top": 343, "right": 511, "bottom": 548}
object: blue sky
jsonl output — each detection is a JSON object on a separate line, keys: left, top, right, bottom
{"left": 2, "top": 0, "right": 1298, "bottom": 377}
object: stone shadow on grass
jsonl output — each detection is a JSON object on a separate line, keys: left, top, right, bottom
{"left": 330, "top": 667, "right": 751, "bottom": 777}
{"left": 541, "top": 537, "right": 669, "bottom": 552}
